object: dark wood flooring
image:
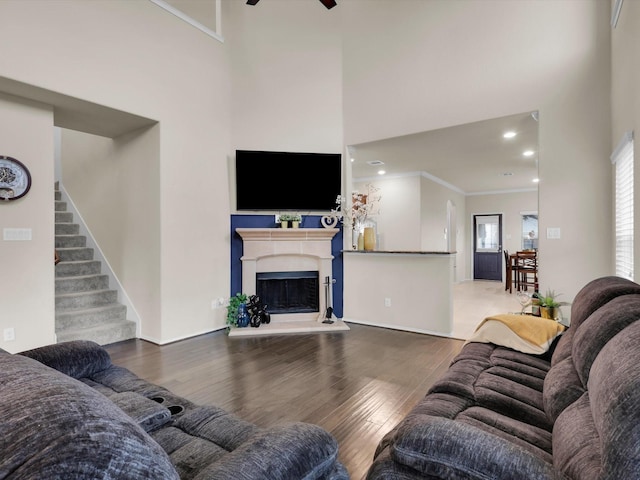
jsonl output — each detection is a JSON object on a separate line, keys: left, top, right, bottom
{"left": 105, "top": 322, "right": 464, "bottom": 480}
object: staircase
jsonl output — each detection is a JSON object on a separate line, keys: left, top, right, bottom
{"left": 54, "top": 184, "right": 136, "bottom": 345}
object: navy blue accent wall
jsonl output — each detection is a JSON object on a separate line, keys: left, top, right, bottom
{"left": 230, "top": 215, "right": 344, "bottom": 318}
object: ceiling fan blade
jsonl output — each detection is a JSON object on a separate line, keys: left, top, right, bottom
{"left": 247, "top": 0, "right": 336, "bottom": 8}
{"left": 319, "top": 0, "right": 337, "bottom": 9}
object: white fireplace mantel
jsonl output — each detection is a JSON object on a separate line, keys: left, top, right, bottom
{"left": 236, "top": 228, "right": 339, "bottom": 243}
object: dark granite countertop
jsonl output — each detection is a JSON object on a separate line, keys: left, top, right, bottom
{"left": 342, "top": 250, "right": 455, "bottom": 255}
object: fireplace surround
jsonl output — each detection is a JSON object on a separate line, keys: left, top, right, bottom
{"left": 232, "top": 228, "right": 349, "bottom": 336}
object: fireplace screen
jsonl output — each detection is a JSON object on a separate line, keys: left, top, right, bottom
{"left": 256, "top": 271, "right": 319, "bottom": 314}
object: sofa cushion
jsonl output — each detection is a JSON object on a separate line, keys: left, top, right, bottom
{"left": 0, "top": 352, "right": 179, "bottom": 479}
{"left": 390, "top": 416, "right": 557, "bottom": 479}
{"left": 567, "top": 275, "right": 640, "bottom": 330}
{"left": 588, "top": 320, "right": 640, "bottom": 479}
{"left": 553, "top": 320, "right": 640, "bottom": 480}
{"left": 110, "top": 391, "right": 173, "bottom": 432}
{"left": 571, "top": 294, "right": 640, "bottom": 386}
{"left": 189, "top": 422, "right": 344, "bottom": 480}
{"left": 552, "top": 276, "right": 640, "bottom": 368}
{"left": 542, "top": 356, "right": 584, "bottom": 423}
{"left": 19, "top": 340, "right": 112, "bottom": 379}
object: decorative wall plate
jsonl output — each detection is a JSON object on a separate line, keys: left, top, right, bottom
{"left": 0, "top": 156, "right": 31, "bottom": 201}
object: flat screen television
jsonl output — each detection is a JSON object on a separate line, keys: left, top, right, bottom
{"left": 235, "top": 150, "right": 341, "bottom": 211}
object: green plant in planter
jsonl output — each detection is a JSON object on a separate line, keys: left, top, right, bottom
{"left": 226, "top": 292, "right": 248, "bottom": 328}
{"left": 537, "top": 289, "right": 570, "bottom": 308}
{"left": 536, "top": 289, "right": 570, "bottom": 320}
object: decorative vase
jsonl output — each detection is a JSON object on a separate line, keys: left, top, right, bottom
{"left": 292, "top": 221, "right": 299, "bottom": 228}
{"left": 363, "top": 227, "right": 376, "bottom": 251}
{"left": 357, "top": 233, "right": 364, "bottom": 250}
{"left": 237, "top": 303, "right": 250, "bottom": 327}
{"left": 281, "top": 221, "right": 289, "bottom": 229}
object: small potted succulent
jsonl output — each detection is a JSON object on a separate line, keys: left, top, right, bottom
{"left": 537, "top": 289, "right": 570, "bottom": 321}
{"left": 279, "top": 214, "right": 292, "bottom": 228}
{"left": 290, "top": 214, "right": 302, "bottom": 228}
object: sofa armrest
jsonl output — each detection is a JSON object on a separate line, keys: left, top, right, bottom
{"left": 192, "top": 422, "right": 347, "bottom": 480}
{"left": 18, "top": 340, "right": 112, "bottom": 379}
{"left": 390, "top": 417, "right": 565, "bottom": 480}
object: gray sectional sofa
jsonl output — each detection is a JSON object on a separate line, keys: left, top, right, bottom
{"left": 0, "top": 340, "right": 348, "bottom": 479}
{"left": 366, "top": 275, "right": 640, "bottom": 479}
{"left": 3, "top": 275, "right": 640, "bottom": 479}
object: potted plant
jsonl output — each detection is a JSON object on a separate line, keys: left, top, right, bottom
{"left": 290, "top": 214, "right": 302, "bottom": 228}
{"left": 279, "top": 214, "right": 292, "bottom": 228}
{"left": 226, "top": 292, "right": 248, "bottom": 330}
{"left": 537, "top": 289, "right": 570, "bottom": 321}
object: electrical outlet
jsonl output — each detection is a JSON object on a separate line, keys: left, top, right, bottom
{"left": 384, "top": 298, "right": 392, "bottom": 307}
{"left": 211, "top": 298, "right": 227, "bottom": 309}
{"left": 547, "top": 227, "right": 561, "bottom": 239}
{"left": 3, "top": 327, "right": 15, "bottom": 341}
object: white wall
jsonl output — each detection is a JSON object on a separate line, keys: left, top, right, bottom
{"left": 354, "top": 176, "right": 421, "bottom": 251}
{"left": 420, "top": 175, "right": 466, "bottom": 253}
{"left": 60, "top": 127, "right": 162, "bottom": 340}
{"left": 611, "top": 1, "right": 640, "bottom": 278}
{"left": 225, "top": 0, "right": 343, "bottom": 160}
{"left": 0, "top": 0, "right": 231, "bottom": 345}
{"left": 342, "top": 0, "right": 612, "bottom": 300}
{"left": 0, "top": 94, "right": 56, "bottom": 352}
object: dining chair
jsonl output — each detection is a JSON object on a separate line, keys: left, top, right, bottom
{"left": 516, "top": 250, "right": 538, "bottom": 292}
{"left": 504, "top": 250, "right": 520, "bottom": 293}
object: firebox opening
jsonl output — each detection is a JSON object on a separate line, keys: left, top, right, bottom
{"left": 256, "top": 271, "right": 319, "bottom": 314}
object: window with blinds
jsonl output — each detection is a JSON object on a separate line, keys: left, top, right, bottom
{"left": 612, "top": 132, "right": 634, "bottom": 281}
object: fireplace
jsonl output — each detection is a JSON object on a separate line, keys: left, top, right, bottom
{"left": 235, "top": 228, "right": 339, "bottom": 323}
{"left": 256, "top": 271, "right": 319, "bottom": 314}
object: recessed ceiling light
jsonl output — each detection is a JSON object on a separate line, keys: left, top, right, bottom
{"left": 523, "top": 150, "right": 535, "bottom": 157}
{"left": 378, "top": 170, "right": 386, "bottom": 175}
{"left": 350, "top": 157, "right": 355, "bottom": 162}
{"left": 503, "top": 131, "right": 517, "bottom": 139}
{"left": 533, "top": 178, "right": 540, "bottom": 183}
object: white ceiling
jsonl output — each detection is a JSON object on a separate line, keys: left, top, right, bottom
{"left": 350, "top": 111, "right": 539, "bottom": 195}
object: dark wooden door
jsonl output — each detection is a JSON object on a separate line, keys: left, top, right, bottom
{"left": 473, "top": 214, "right": 502, "bottom": 281}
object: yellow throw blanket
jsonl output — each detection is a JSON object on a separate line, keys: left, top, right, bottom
{"left": 466, "top": 314, "right": 566, "bottom": 354}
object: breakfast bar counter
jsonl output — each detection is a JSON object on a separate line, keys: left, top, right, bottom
{"left": 342, "top": 250, "right": 455, "bottom": 336}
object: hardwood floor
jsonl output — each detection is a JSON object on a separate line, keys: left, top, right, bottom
{"left": 105, "top": 323, "right": 464, "bottom": 480}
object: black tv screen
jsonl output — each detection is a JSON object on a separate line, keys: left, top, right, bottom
{"left": 236, "top": 150, "right": 341, "bottom": 211}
